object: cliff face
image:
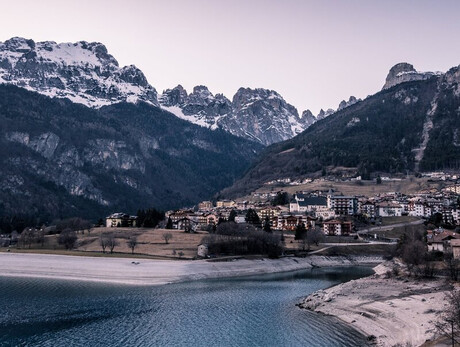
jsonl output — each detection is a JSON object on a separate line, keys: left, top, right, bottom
{"left": 0, "top": 85, "right": 262, "bottom": 220}
{"left": 382, "top": 62, "right": 440, "bottom": 90}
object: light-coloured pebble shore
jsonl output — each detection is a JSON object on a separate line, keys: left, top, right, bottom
{"left": 0, "top": 253, "right": 382, "bottom": 285}
{"left": 299, "top": 261, "right": 451, "bottom": 347}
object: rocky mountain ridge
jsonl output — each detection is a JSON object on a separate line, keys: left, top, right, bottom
{"left": 0, "top": 37, "right": 362, "bottom": 146}
{"left": 159, "top": 85, "right": 361, "bottom": 145}
{"left": 0, "top": 38, "right": 440, "bottom": 147}
{"left": 0, "top": 37, "right": 158, "bottom": 108}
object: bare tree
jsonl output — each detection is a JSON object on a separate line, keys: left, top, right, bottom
{"left": 106, "top": 234, "right": 119, "bottom": 254}
{"left": 445, "top": 252, "right": 460, "bottom": 281}
{"left": 58, "top": 229, "right": 78, "bottom": 250}
{"left": 127, "top": 236, "right": 138, "bottom": 255}
{"left": 436, "top": 287, "right": 460, "bottom": 345}
{"left": 100, "top": 234, "right": 109, "bottom": 253}
{"left": 299, "top": 233, "right": 309, "bottom": 251}
{"left": 36, "top": 229, "right": 45, "bottom": 247}
{"left": 307, "top": 228, "right": 325, "bottom": 247}
{"left": 162, "top": 232, "right": 173, "bottom": 244}
{"left": 19, "top": 228, "right": 35, "bottom": 249}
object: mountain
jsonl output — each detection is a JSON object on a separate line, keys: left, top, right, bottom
{"left": 0, "top": 37, "right": 158, "bottom": 108}
{"left": 159, "top": 84, "right": 363, "bottom": 146}
{"left": 0, "top": 85, "right": 262, "bottom": 221}
{"left": 0, "top": 37, "right": 361, "bottom": 146}
{"left": 160, "top": 85, "right": 312, "bottom": 145}
{"left": 382, "top": 62, "right": 441, "bottom": 90}
{"left": 222, "top": 63, "right": 460, "bottom": 197}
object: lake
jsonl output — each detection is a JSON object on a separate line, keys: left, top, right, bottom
{"left": 0, "top": 266, "right": 373, "bottom": 346}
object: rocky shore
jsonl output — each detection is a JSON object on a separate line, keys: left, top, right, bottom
{"left": 299, "top": 261, "right": 451, "bottom": 347}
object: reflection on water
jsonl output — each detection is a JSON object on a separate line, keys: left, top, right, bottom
{"left": 0, "top": 266, "right": 373, "bottom": 347}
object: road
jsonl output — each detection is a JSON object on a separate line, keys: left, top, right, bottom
{"left": 357, "top": 218, "right": 424, "bottom": 235}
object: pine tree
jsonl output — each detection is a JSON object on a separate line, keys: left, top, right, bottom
{"left": 166, "top": 217, "right": 173, "bottom": 229}
{"left": 263, "top": 216, "right": 272, "bottom": 233}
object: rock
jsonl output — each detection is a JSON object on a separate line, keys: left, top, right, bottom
{"left": 382, "top": 62, "right": 438, "bottom": 90}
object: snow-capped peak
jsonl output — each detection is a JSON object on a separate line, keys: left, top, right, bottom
{"left": 0, "top": 37, "right": 158, "bottom": 108}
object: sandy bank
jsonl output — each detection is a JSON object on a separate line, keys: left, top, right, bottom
{"left": 0, "top": 253, "right": 382, "bottom": 285}
{"left": 299, "top": 262, "right": 451, "bottom": 347}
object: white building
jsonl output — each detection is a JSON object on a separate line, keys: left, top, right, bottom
{"left": 197, "top": 244, "right": 209, "bottom": 258}
{"left": 376, "top": 202, "right": 403, "bottom": 217}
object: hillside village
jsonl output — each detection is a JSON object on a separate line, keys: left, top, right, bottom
{"left": 3, "top": 172, "right": 460, "bottom": 261}
{"left": 146, "top": 172, "right": 460, "bottom": 257}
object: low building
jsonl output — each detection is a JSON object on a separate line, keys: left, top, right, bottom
{"left": 216, "top": 200, "right": 236, "bottom": 208}
{"left": 174, "top": 217, "right": 198, "bottom": 232}
{"left": 427, "top": 230, "right": 460, "bottom": 253}
{"left": 198, "top": 201, "right": 213, "bottom": 211}
{"left": 289, "top": 195, "right": 327, "bottom": 213}
{"left": 314, "top": 206, "right": 336, "bottom": 220}
{"left": 169, "top": 210, "right": 194, "bottom": 224}
{"left": 197, "top": 244, "right": 209, "bottom": 258}
{"left": 376, "top": 202, "right": 403, "bottom": 217}
{"left": 323, "top": 220, "right": 353, "bottom": 236}
{"left": 106, "top": 213, "right": 137, "bottom": 228}
{"left": 235, "top": 214, "right": 246, "bottom": 224}
{"left": 361, "top": 201, "right": 376, "bottom": 218}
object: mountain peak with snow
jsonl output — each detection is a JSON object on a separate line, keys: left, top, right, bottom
{"left": 159, "top": 85, "right": 308, "bottom": 145}
{"left": 0, "top": 37, "right": 158, "bottom": 107}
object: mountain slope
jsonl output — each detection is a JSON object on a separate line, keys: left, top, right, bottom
{"left": 0, "top": 85, "right": 262, "bottom": 221}
{"left": 222, "top": 64, "right": 460, "bottom": 197}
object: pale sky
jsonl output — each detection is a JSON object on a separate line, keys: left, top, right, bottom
{"left": 1, "top": 0, "right": 460, "bottom": 114}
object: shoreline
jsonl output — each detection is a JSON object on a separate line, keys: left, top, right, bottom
{"left": 0, "top": 253, "right": 383, "bottom": 285}
{"left": 299, "top": 261, "right": 451, "bottom": 347}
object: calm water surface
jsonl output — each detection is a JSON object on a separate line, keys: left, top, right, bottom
{"left": 0, "top": 266, "right": 373, "bottom": 347}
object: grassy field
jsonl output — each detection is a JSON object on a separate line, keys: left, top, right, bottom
{"left": 246, "top": 176, "right": 447, "bottom": 200}
{"left": 372, "top": 223, "right": 427, "bottom": 239}
{"left": 4, "top": 227, "right": 208, "bottom": 260}
{"left": 379, "top": 216, "right": 421, "bottom": 226}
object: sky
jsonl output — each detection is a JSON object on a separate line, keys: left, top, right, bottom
{"left": 1, "top": 0, "right": 460, "bottom": 114}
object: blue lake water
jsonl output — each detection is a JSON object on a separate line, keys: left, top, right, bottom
{"left": 0, "top": 266, "right": 373, "bottom": 347}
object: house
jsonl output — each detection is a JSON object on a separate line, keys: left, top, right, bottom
{"left": 197, "top": 244, "right": 209, "bottom": 258}
{"left": 289, "top": 194, "right": 327, "bottom": 213}
{"left": 174, "top": 217, "right": 198, "bottom": 232}
{"left": 274, "top": 214, "right": 316, "bottom": 231}
{"left": 361, "top": 201, "right": 376, "bottom": 218}
{"left": 106, "top": 213, "right": 137, "bottom": 228}
{"left": 216, "top": 200, "right": 236, "bottom": 208}
{"left": 323, "top": 220, "right": 353, "bottom": 236}
{"left": 197, "top": 213, "right": 218, "bottom": 229}
{"left": 327, "top": 193, "right": 358, "bottom": 216}
{"left": 258, "top": 206, "right": 281, "bottom": 223}
{"left": 427, "top": 230, "right": 460, "bottom": 252}
{"left": 169, "top": 210, "right": 194, "bottom": 224}
{"left": 235, "top": 214, "right": 246, "bottom": 224}
{"left": 314, "top": 206, "right": 336, "bottom": 220}
{"left": 198, "top": 201, "right": 213, "bottom": 211}
{"left": 451, "top": 239, "right": 460, "bottom": 259}
{"left": 376, "top": 202, "right": 403, "bottom": 217}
